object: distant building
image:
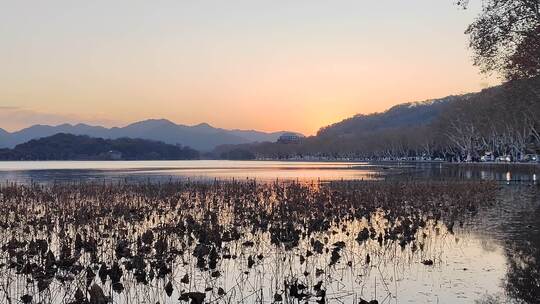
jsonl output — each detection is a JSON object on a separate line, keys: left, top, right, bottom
{"left": 277, "top": 133, "right": 303, "bottom": 144}
{"left": 106, "top": 150, "right": 122, "bottom": 160}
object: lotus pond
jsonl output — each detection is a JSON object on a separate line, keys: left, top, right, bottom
{"left": 0, "top": 161, "right": 538, "bottom": 303}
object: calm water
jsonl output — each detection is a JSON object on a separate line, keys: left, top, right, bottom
{"left": 0, "top": 160, "right": 537, "bottom": 184}
{"left": 0, "top": 160, "right": 385, "bottom": 183}
{"left": 0, "top": 160, "right": 538, "bottom": 303}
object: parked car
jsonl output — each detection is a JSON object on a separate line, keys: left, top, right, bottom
{"left": 480, "top": 152, "right": 494, "bottom": 162}
{"left": 496, "top": 155, "right": 512, "bottom": 162}
{"left": 521, "top": 154, "right": 539, "bottom": 163}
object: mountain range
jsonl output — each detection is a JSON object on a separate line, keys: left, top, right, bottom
{"left": 0, "top": 119, "right": 302, "bottom": 151}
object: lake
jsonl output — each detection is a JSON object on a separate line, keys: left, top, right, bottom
{"left": 0, "top": 160, "right": 537, "bottom": 184}
{"left": 0, "top": 161, "right": 538, "bottom": 304}
{"left": 0, "top": 160, "right": 381, "bottom": 183}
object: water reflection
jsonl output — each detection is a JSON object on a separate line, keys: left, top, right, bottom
{"left": 0, "top": 160, "right": 537, "bottom": 184}
{"left": 388, "top": 162, "right": 539, "bottom": 183}
{"left": 471, "top": 186, "right": 540, "bottom": 303}
{"left": 0, "top": 179, "right": 516, "bottom": 304}
{"left": 0, "top": 161, "right": 384, "bottom": 184}
{"left": 502, "top": 188, "right": 540, "bottom": 303}
{"left": 0, "top": 161, "right": 538, "bottom": 303}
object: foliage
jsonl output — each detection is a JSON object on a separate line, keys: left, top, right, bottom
{"left": 219, "top": 148, "right": 256, "bottom": 160}
{"left": 460, "top": 0, "right": 540, "bottom": 80}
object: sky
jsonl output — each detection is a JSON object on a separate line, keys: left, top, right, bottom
{"left": 0, "top": 1, "right": 496, "bottom": 135}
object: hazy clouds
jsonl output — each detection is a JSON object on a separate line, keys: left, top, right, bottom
{"left": 0, "top": 107, "right": 118, "bottom": 131}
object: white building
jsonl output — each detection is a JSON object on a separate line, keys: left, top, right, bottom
{"left": 277, "top": 133, "right": 303, "bottom": 144}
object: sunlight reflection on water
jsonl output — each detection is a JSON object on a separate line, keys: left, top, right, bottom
{"left": 0, "top": 161, "right": 538, "bottom": 303}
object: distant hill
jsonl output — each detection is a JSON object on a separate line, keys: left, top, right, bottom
{"left": 0, "top": 133, "right": 200, "bottom": 160}
{"left": 0, "top": 119, "right": 302, "bottom": 151}
{"left": 317, "top": 95, "right": 470, "bottom": 138}
{"left": 0, "top": 128, "right": 8, "bottom": 147}
{"left": 215, "top": 76, "right": 539, "bottom": 160}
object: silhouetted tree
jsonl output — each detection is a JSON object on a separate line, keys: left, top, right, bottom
{"left": 459, "top": 0, "right": 540, "bottom": 80}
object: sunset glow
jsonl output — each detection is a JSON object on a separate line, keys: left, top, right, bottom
{"left": 0, "top": 1, "right": 496, "bottom": 134}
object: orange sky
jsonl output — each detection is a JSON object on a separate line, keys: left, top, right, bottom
{"left": 0, "top": 1, "right": 497, "bottom": 135}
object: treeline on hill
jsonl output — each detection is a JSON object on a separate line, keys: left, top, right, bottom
{"left": 0, "top": 133, "right": 200, "bottom": 160}
{"left": 214, "top": 76, "right": 540, "bottom": 161}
